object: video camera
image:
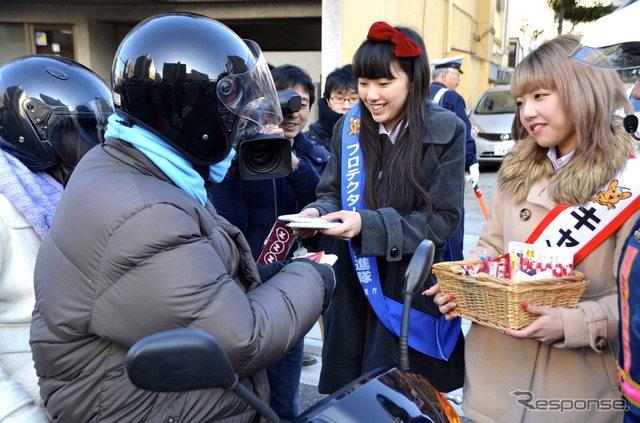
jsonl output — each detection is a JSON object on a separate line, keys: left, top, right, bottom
{"left": 278, "top": 89, "right": 302, "bottom": 116}
{"left": 234, "top": 89, "right": 301, "bottom": 181}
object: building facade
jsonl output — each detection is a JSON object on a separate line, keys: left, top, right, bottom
{"left": 323, "top": 0, "right": 512, "bottom": 109}
{"left": 0, "top": 0, "right": 511, "bottom": 123}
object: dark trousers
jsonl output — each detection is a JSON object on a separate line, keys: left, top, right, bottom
{"left": 266, "top": 338, "right": 304, "bottom": 421}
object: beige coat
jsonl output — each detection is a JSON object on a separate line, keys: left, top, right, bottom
{"left": 0, "top": 190, "right": 48, "bottom": 422}
{"left": 462, "top": 137, "right": 637, "bottom": 423}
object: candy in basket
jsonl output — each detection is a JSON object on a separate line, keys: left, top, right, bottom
{"left": 432, "top": 242, "right": 589, "bottom": 331}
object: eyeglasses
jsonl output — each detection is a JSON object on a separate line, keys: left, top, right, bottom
{"left": 330, "top": 96, "right": 360, "bottom": 104}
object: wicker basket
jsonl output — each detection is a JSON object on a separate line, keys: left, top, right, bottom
{"left": 432, "top": 260, "right": 589, "bottom": 331}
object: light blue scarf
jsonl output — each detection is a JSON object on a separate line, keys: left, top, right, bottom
{"left": 104, "top": 114, "right": 235, "bottom": 205}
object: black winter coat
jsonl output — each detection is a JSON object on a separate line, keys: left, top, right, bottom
{"left": 305, "top": 102, "right": 467, "bottom": 394}
{"left": 304, "top": 96, "right": 343, "bottom": 153}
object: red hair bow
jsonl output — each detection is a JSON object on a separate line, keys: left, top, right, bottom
{"left": 366, "top": 21, "right": 423, "bottom": 58}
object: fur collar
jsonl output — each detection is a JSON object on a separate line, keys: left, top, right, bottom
{"left": 498, "top": 127, "right": 636, "bottom": 206}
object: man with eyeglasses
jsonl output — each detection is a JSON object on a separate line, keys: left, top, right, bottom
{"left": 305, "top": 64, "right": 358, "bottom": 152}
{"left": 430, "top": 55, "right": 479, "bottom": 262}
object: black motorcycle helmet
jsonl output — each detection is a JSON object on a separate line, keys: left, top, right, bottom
{"left": 0, "top": 55, "right": 114, "bottom": 176}
{"left": 112, "top": 13, "right": 282, "bottom": 166}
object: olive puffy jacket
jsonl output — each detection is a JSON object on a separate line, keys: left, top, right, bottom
{"left": 30, "top": 138, "right": 326, "bottom": 422}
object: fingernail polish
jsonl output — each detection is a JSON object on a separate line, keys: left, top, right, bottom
{"left": 450, "top": 294, "right": 455, "bottom": 300}
{"left": 505, "top": 330, "right": 511, "bottom": 335}
{"left": 522, "top": 302, "right": 529, "bottom": 308}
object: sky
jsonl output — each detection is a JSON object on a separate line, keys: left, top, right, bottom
{"left": 509, "top": 0, "right": 557, "bottom": 52}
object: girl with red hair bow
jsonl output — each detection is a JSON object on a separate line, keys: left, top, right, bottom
{"left": 296, "top": 22, "right": 467, "bottom": 395}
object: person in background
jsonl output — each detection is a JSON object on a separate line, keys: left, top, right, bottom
{"left": 296, "top": 21, "right": 466, "bottom": 396}
{"left": 570, "top": 1, "right": 640, "bottom": 421}
{"left": 209, "top": 63, "right": 329, "bottom": 421}
{"left": 304, "top": 64, "right": 358, "bottom": 342}
{"left": 305, "top": 64, "right": 358, "bottom": 152}
{"left": 30, "top": 14, "right": 335, "bottom": 422}
{"left": 0, "top": 54, "right": 113, "bottom": 422}
{"left": 430, "top": 55, "right": 479, "bottom": 261}
{"left": 428, "top": 34, "right": 639, "bottom": 423}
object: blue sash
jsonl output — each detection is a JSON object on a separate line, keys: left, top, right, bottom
{"left": 340, "top": 104, "right": 460, "bottom": 360}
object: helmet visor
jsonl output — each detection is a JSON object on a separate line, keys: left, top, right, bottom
{"left": 23, "top": 97, "right": 114, "bottom": 167}
{"left": 570, "top": 42, "right": 640, "bottom": 70}
{"left": 216, "top": 39, "right": 283, "bottom": 140}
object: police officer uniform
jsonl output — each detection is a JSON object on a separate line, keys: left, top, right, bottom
{"left": 429, "top": 55, "right": 478, "bottom": 261}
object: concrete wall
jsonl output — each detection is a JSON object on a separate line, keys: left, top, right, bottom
{"left": 0, "top": 2, "right": 322, "bottom": 81}
{"left": 266, "top": 51, "right": 323, "bottom": 125}
{"left": 0, "top": 2, "right": 323, "bottom": 128}
{"left": 1, "top": 0, "right": 511, "bottom": 121}
{"left": 327, "top": 0, "right": 511, "bottom": 107}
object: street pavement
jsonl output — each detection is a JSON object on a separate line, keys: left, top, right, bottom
{"left": 298, "top": 167, "right": 500, "bottom": 417}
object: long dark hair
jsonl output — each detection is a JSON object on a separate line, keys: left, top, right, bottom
{"left": 352, "top": 26, "right": 432, "bottom": 215}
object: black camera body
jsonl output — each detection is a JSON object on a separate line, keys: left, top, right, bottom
{"left": 235, "top": 133, "right": 292, "bottom": 180}
{"left": 234, "top": 89, "right": 302, "bottom": 180}
{"left": 278, "top": 89, "right": 302, "bottom": 115}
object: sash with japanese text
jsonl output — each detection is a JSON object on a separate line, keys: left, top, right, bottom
{"left": 526, "top": 158, "right": 640, "bottom": 265}
{"left": 340, "top": 103, "right": 460, "bottom": 360}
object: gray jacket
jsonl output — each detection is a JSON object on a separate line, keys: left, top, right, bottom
{"left": 30, "top": 138, "right": 326, "bottom": 422}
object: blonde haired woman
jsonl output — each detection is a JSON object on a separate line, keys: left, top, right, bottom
{"left": 427, "top": 34, "right": 640, "bottom": 422}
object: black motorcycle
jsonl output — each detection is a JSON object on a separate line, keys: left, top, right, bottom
{"left": 125, "top": 239, "right": 462, "bottom": 423}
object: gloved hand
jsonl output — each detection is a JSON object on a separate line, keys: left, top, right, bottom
{"left": 258, "top": 258, "right": 294, "bottom": 282}
{"left": 305, "top": 259, "right": 336, "bottom": 313}
{"left": 260, "top": 258, "right": 337, "bottom": 313}
{"left": 465, "top": 163, "right": 480, "bottom": 187}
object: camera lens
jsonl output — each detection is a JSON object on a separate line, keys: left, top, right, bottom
{"left": 245, "top": 141, "right": 282, "bottom": 174}
{"left": 237, "top": 135, "right": 292, "bottom": 180}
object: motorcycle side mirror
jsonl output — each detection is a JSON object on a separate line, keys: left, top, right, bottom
{"left": 402, "top": 239, "right": 435, "bottom": 296}
{"left": 399, "top": 239, "right": 435, "bottom": 371}
{"left": 125, "top": 327, "right": 280, "bottom": 422}
{"left": 125, "top": 327, "right": 235, "bottom": 392}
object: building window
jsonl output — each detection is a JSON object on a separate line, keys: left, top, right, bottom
{"left": 31, "top": 25, "right": 75, "bottom": 60}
